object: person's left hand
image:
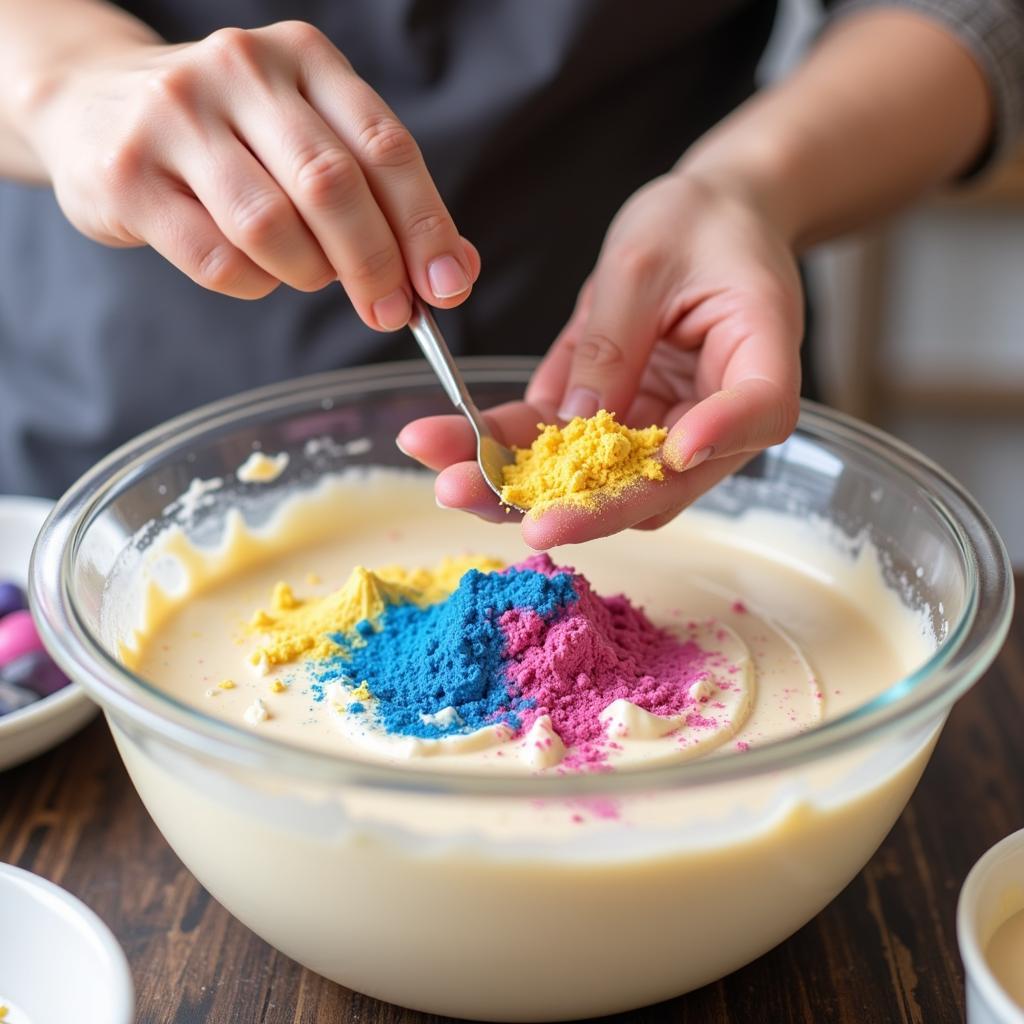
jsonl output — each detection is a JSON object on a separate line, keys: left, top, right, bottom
{"left": 397, "top": 171, "right": 805, "bottom": 549}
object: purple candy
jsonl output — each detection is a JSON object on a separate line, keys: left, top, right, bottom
{"left": 0, "top": 609, "right": 44, "bottom": 667}
{"left": 0, "top": 580, "right": 26, "bottom": 619}
{"left": 1, "top": 650, "right": 68, "bottom": 697}
{"left": 0, "top": 680, "right": 39, "bottom": 715}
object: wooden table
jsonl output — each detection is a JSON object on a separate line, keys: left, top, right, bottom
{"left": 2, "top": 576, "right": 1021, "bottom": 1024}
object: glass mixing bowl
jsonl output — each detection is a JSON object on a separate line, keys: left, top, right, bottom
{"left": 30, "top": 359, "right": 1013, "bottom": 1022}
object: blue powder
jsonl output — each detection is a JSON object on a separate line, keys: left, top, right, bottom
{"left": 315, "top": 567, "right": 577, "bottom": 739}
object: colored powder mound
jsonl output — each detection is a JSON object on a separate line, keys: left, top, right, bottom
{"left": 316, "top": 554, "right": 719, "bottom": 769}
{"left": 500, "top": 410, "right": 667, "bottom": 512}
{"left": 375, "top": 556, "right": 507, "bottom": 604}
{"left": 500, "top": 556, "right": 716, "bottom": 769}
{"left": 248, "top": 554, "right": 504, "bottom": 669}
{"left": 319, "top": 565, "right": 578, "bottom": 738}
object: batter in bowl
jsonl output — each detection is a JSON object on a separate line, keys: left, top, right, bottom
{"left": 126, "top": 468, "right": 929, "bottom": 776}
{"left": 106, "top": 466, "right": 942, "bottom": 1020}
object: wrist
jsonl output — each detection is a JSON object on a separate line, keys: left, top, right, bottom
{"left": 3, "top": 15, "right": 160, "bottom": 168}
{"left": 673, "top": 128, "right": 807, "bottom": 250}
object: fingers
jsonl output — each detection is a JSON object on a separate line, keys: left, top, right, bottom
{"left": 398, "top": 401, "right": 543, "bottom": 527}
{"left": 176, "top": 130, "right": 336, "bottom": 293}
{"left": 521, "top": 454, "right": 749, "bottom": 550}
{"left": 422, "top": 442, "right": 749, "bottom": 548}
{"left": 525, "top": 339, "right": 574, "bottom": 422}
{"left": 231, "top": 91, "right": 412, "bottom": 329}
{"left": 460, "top": 237, "right": 482, "bottom": 285}
{"left": 397, "top": 402, "right": 544, "bottom": 471}
{"left": 623, "top": 344, "right": 699, "bottom": 427}
{"left": 662, "top": 378, "right": 800, "bottom": 471}
{"left": 661, "top": 303, "right": 802, "bottom": 470}
{"left": 435, "top": 463, "right": 522, "bottom": 525}
{"left": 398, "top": 416, "right": 477, "bottom": 470}
{"left": 128, "top": 22, "right": 477, "bottom": 322}
{"left": 524, "top": 279, "right": 591, "bottom": 419}
{"left": 286, "top": 24, "right": 474, "bottom": 309}
{"left": 401, "top": 399, "right": 756, "bottom": 548}
{"left": 556, "top": 248, "right": 669, "bottom": 422}
{"left": 140, "top": 184, "right": 279, "bottom": 299}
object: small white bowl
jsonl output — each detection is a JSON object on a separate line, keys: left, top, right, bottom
{"left": 958, "top": 827, "right": 1024, "bottom": 1024}
{"left": 0, "top": 495, "right": 96, "bottom": 771}
{"left": 0, "top": 862, "right": 134, "bottom": 1024}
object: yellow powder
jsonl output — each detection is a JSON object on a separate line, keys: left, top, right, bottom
{"left": 500, "top": 409, "right": 667, "bottom": 512}
{"left": 248, "top": 554, "right": 505, "bottom": 669}
{"left": 375, "top": 555, "right": 505, "bottom": 604}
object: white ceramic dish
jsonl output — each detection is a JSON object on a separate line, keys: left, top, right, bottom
{"left": 0, "top": 496, "right": 95, "bottom": 771}
{"left": 959, "top": 827, "right": 1024, "bottom": 1024}
{"left": 0, "top": 862, "right": 133, "bottom": 1024}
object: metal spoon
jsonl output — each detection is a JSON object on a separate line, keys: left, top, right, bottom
{"left": 407, "top": 298, "right": 525, "bottom": 512}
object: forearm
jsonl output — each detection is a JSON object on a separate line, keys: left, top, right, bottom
{"left": 0, "top": 0, "right": 159, "bottom": 182}
{"left": 678, "top": 8, "right": 994, "bottom": 250}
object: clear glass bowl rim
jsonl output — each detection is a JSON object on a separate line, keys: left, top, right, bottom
{"left": 29, "top": 357, "right": 1015, "bottom": 798}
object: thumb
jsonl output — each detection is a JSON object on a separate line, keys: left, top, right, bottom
{"left": 556, "top": 258, "right": 665, "bottom": 422}
{"left": 663, "top": 376, "right": 801, "bottom": 472}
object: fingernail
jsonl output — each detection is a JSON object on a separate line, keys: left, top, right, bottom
{"left": 395, "top": 434, "right": 411, "bottom": 458}
{"left": 427, "top": 255, "right": 470, "bottom": 299}
{"left": 435, "top": 493, "right": 450, "bottom": 509}
{"left": 685, "top": 446, "right": 714, "bottom": 470}
{"left": 373, "top": 289, "right": 412, "bottom": 331}
{"left": 557, "top": 388, "right": 601, "bottom": 422}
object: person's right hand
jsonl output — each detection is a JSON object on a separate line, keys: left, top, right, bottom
{"left": 22, "top": 21, "right": 479, "bottom": 326}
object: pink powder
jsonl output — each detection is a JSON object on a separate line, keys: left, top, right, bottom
{"left": 501, "top": 555, "right": 724, "bottom": 769}
{"left": 566, "top": 796, "right": 621, "bottom": 820}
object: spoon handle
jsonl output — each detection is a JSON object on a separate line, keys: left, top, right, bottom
{"left": 406, "top": 298, "right": 521, "bottom": 509}
{"left": 407, "top": 299, "right": 485, "bottom": 424}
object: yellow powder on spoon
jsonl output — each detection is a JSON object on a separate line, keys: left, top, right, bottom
{"left": 500, "top": 410, "right": 667, "bottom": 513}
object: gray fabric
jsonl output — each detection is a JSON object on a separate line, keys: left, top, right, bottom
{"left": 0, "top": 0, "right": 774, "bottom": 496}
{"left": 1, "top": 0, "right": 1022, "bottom": 497}
{"left": 831, "top": 0, "right": 1024, "bottom": 168}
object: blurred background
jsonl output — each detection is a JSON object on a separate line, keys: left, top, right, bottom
{"left": 769, "top": 0, "right": 1024, "bottom": 566}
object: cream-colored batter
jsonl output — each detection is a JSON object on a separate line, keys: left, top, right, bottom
{"left": 987, "top": 907, "right": 1024, "bottom": 1008}
{"left": 107, "top": 468, "right": 941, "bottom": 1020}
{"left": 128, "top": 470, "right": 927, "bottom": 774}
{"left": 236, "top": 450, "right": 289, "bottom": 483}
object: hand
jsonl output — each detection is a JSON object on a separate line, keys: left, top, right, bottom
{"left": 398, "top": 172, "right": 803, "bottom": 548}
{"left": 22, "top": 21, "right": 479, "bottom": 325}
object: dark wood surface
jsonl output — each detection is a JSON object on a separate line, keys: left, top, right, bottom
{"left": 2, "top": 576, "right": 1021, "bottom": 1024}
